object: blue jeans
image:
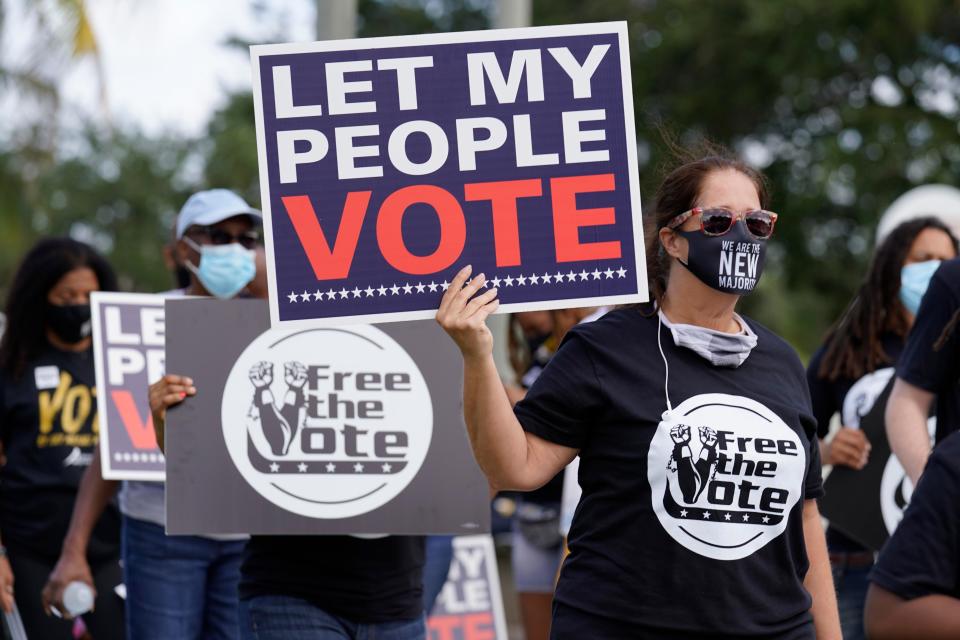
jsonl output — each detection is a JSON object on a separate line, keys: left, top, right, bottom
{"left": 831, "top": 562, "right": 871, "bottom": 640}
{"left": 240, "top": 595, "right": 426, "bottom": 640}
{"left": 422, "top": 535, "right": 454, "bottom": 613}
{"left": 122, "top": 515, "right": 245, "bottom": 640}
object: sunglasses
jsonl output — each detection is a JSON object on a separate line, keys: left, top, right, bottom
{"left": 667, "top": 207, "right": 778, "bottom": 240}
{"left": 188, "top": 225, "right": 261, "bottom": 249}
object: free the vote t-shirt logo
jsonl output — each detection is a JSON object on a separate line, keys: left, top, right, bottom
{"left": 221, "top": 326, "right": 433, "bottom": 519}
{"left": 648, "top": 393, "right": 806, "bottom": 560}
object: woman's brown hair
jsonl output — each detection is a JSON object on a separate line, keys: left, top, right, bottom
{"left": 645, "top": 143, "right": 770, "bottom": 308}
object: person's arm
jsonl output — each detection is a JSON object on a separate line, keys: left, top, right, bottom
{"left": 865, "top": 584, "right": 960, "bottom": 639}
{"left": 437, "top": 266, "right": 577, "bottom": 492}
{"left": 802, "top": 499, "right": 841, "bottom": 639}
{"left": 41, "top": 447, "right": 119, "bottom": 616}
{"left": 886, "top": 378, "right": 935, "bottom": 485}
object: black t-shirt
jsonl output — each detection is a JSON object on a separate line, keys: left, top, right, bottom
{"left": 870, "top": 431, "right": 960, "bottom": 600}
{"left": 898, "top": 258, "right": 960, "bottom": 442}
{"left": 0, "top": 347, "right": 120, "bottom": 560}
{"left": 806, "top": 334, "right": 904, "bottom": 552}
{"left": 514, "top": 308, "right": 823, "bottom": 637}
{"left": 240, "top": 535, "right": 425, "bottom": 623}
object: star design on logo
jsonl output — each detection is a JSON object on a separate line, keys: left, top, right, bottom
{"left": 381, "top": 462, "right": 392, "bottom": 473}
{"left": 742, "top": 514, "right": 750, "bottom": 522}
{"left": 579, "top": 270, "right": 589, "bottom": 281}
{"left": 517, "top": 274, "right": 528, "bottom": 285}
{"left": 490, "top": 276, "right": 502, "bottom": 288}
{"left": 313, "top": 289, "right": 324, "bottom": 301}
{"left": 553, "top": 271, "right": 564, "bottom": 283}
{"left": 377, "top": 285, "right": 388, "bottom": 296}
{"left": 724, "top": 513, "right": 732, "bottom": 521}
{"left": 325, "top": 462, "right": 336, "bottom": 473}
{"left": 702, "top": 511, "right": 712, "bottom": 519}
{"left": 428, "top": 281, "right": 439, "bottom": 292}
{"left": 390, "top": 284, "right": 401, "bottom": 295}
{"left": 352, "top": 287, "right": 362, "bottom": 298}
{"left": 353, "top": 463, "right": 364, "bottom": 473}
{"left": 504, "top": 275, "right": 515, "bottom": 286}
{"left": 542, "top": 272, "right": 553, "bottom": 284}
{"left": 679, "top": 509, "right": 688, "bottom": 518}
{"left": 591, "top": 269, "right": 601, "bottom": 280}
{"left": 300, "top": 290, "right": 311, "bottom": 302}
{"left": 402, "top": 283, "right": 413, "bottom": 294}
{"left": 297, "top": 462, "right": 308, "bottom": 472}
{"left": 762, "top": 515, "right": 771, "bottom": 524}
{"left": 566, "top": 271, "right": 578, "bottom": 282}
{"left": 529, "top": 273, "right": 541, "bottom": 285}
{"left": 327, "top": 288, "right": 338, "bottom": 300}
{"left": 364, "top": 287, "right": 375, "bottom": 297}
{"left": 441, "top": 280, "right": 450, "bottom": 291}
{"left": 617, "top": 267, "right": 628, "bottom": 278}
{"left": 604, "top": 268, "right": 614, "bottom": 279}
{"left": 287, "top": 292, "right": 298, "bottom": 303}
{"left": 339, "top": 288, "right": 350, "bottom": 299}
{"left": 269, "top": 462, "right": 280, "bottom": 472}
{"left": 415, "top": 282, "right": 426, "bottom": 293}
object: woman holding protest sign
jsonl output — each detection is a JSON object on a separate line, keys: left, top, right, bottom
{"left": 806, "top": 217, "right": 957, "bottom": 639}
{"left": 437, "top": 151, "right": 842, "bottom": 638}
{"left": 0, "top": 238, "right": 124, "bottom": 639}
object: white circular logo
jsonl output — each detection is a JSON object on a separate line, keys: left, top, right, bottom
{"left": 221, "top": 325, "right": 433, "bottom": 519}
{"left": 648, "top": 393, "right": 806, "bottom": 560}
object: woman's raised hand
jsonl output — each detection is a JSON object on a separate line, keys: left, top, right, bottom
{"left": 436, "top": 265, "right": 500, "bottom": 361}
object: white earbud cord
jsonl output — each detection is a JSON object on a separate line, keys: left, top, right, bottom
{"left": 657, "top": 312, "right": 673, "bottom": 416}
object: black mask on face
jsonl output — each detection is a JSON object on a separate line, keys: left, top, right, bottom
{"left": 47, "top": 303, "right": 92, "bottom": 344}
{"left": 678, "top": 221, "right": 767, "bottom": 295}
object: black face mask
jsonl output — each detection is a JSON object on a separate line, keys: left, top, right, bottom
{"left": 678, "top": 221, "right": 767, "bottom": 295}
{"left": 47, "top": 303, "right": 92, "bottom": 344}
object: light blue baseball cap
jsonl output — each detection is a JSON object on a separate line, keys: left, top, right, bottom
{"left": 175, "top": 189, "right": 262, "bottom": 239}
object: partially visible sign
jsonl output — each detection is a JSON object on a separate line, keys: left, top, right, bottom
{"left": 428, "top": 536, "right": 508, "bottom": 640}
{"left": 164, "top": 299, "right": 489, "bottom": 534}
{"left": 91, "top": 292, "right": 166, "bottom": 480}
{"left": 252, "top": 22, "right": 646, "bottom": 327}
{"left": 821, "top": 373, "right": 936, "bottom": 550}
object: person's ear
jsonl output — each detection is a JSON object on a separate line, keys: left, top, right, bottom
{"left": 659, "top": 227, "right": 688, "bottom": 262}
{"left": 175, "top": 238, "right": 193, "bottom": 266}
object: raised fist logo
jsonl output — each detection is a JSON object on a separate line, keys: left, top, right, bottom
{"left": 248, "top": 361, "right": 308, "bottom": 457}
{"left": 249, "top": 361, "right": 273, "bottom": 389}
{"left": 284, "top": 362, "right": 308, "bottom": 389}
{"left": 670, "top": 423, "right": 720, "bottom": 504}
{"left": 670, "top": 424, "right": 691, "bottom": 445}
{"left": 699, "top": 426, "right": 718, "bottom": 447}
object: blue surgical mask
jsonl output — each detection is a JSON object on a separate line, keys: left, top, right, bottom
{"left": 184, "top": 238, "right": 257, "bottom": 299}
{"left": 899, "top": 260, "right": 941, "bottom": 315}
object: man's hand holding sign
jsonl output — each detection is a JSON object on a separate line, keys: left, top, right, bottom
{"left": 252, "top": 22, "right": 645, "bottom": 326}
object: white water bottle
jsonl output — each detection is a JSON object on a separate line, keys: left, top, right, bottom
{"left": 62, "top": 581, "right": 94, "bottom": 617}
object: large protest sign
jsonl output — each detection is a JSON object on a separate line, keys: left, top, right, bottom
{"left": 251, "top": 22, "right": 646, "bottom": 327}
{"left": 427, "top": 536, "right": 509, "bottom": 640}
{"left": 91, "top": 292, "right": 166, "bottom": 480}
{"left": 820, "top": 370, "right": 937, "bottom": 550}
{"left": 164, "top": 298, "right": 489, "bottom": 534}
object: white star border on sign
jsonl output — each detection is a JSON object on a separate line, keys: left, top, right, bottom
{"left": 283, "top": 267, "right": 633, "bottom": 305}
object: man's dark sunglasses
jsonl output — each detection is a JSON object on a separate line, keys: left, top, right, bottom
{"left": 187, "top": 225, "right": 261, "bottom": 249}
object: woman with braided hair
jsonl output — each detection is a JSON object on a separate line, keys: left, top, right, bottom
{"left": 806, "top": 217, "right": 958, "bottom": 639}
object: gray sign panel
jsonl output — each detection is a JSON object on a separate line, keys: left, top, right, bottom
{"left": 164, "top": 298, "right": 489, "bottom": 535}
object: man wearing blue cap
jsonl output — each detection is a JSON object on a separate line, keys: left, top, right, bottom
{"left": 43, "top": 190, "right": 263, "bottom": 640}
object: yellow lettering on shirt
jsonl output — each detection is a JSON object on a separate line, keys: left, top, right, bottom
{"left": 61, "top": 385, "right": 92, "bottom": 434}
{"left": 38, "top": 371, "right": 72, "bottom": 434}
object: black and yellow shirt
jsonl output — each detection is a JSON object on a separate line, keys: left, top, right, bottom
{"left": 0, "top": 347, "right": 120, "bottom": 559}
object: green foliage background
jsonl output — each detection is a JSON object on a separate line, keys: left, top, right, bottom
{"left": 2, "top": 0, "right": 959, "bottom": 358}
